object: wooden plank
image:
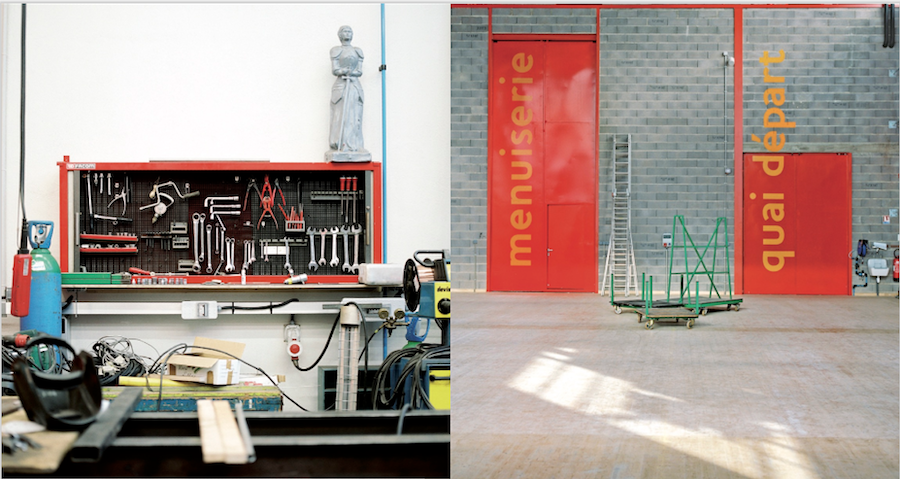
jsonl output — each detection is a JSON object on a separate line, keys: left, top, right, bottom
{"left": 196, "top": 400, "right": 225, "bottom": 464}
{"left": 1, "top": 409, "right": 79, "bottom": 474}
{"left": 212, "top": 400, "right": 249, "bottom": 464}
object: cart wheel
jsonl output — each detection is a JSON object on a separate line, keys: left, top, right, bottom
{"left": 701, "top": 309, "right": 708, "bottom": 316}
{"left": 645, "top": 319, "right": 655, "bottom": 330}
{"left": 614, "top": 306, "right": 622, "bottom": 315}
{"left": 726, "top": 304, "right": 731, "bottom": 311}
{"left": 734, "top": 304, "right": 740, "bottom": 312}
{"left": 687, "top": 319, "right": 694, "bottom": 329}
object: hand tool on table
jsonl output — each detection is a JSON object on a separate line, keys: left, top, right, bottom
{"left": 107, "top": 173, "right": 112, "bottom": 197}
{"left": 191, "top": 213, "right": 201, "bottom": 273}
{"left": 99, "top": 173, "right": 104, "bottom": 195}
{"left": 329, "top": 226, "right": 340, "bottom": 267}
{"left": 3, "top": 433, "right": 42, "bottom": 455}
{"left": 341, "top": 225, "right": 351, "bottom": 272}
{"left": 307, "top": 230, "right": 318, "bottom": 272}
{"left": 206, "top": 224, "right": 213, "bottom": 273}
{"left": 284, "top": 238, "right": 294, "bottom": 276}
{"left": 351, "top": 225, "right": 362, "bottom": 273}
{"left": 318, "top": 228, "right": 327, "bottom": 266}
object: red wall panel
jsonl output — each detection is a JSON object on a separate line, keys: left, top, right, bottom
{"left": 489, "top": 40, "right": 596, "bottom": 292}
{"left": 743, "top": 153, "right": 851, "bottom": 295}
{"left": 548, "top": 204, "right": 595, "bottom": 290}
{"left": 489, "top": 42, "right": 547, "bottom": 292}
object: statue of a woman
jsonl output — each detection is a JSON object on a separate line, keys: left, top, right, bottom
{"left": 326, "top": 25, "right": 371, "bottom": 162}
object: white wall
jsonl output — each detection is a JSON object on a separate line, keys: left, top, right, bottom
{"left": 1, "top": 3, "right": 449, "bottom": 282}
{"left": 0, "top": 4, "right": 450, "bottom": 411}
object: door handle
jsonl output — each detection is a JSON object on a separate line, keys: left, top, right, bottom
{"left": 547, "top": 248, "right": 552, "bottom": 256}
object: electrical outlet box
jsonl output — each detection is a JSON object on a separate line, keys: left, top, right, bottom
{"left": 181, "top": 301, "right": 218, "bottom": 320}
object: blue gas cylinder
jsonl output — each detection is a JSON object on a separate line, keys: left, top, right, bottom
{"left": 21, "top": 222, "right": 62, "bottom": 337}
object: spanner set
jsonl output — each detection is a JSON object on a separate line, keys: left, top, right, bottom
{"left": 73, "top": 167, "right": 370, "bottom": 280}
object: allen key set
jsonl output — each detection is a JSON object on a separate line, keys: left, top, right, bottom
{"left": 67, "top": 163, "right": 378, "bottom": 282}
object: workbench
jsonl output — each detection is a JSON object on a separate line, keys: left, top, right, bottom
{"left": 2, "top": 401, "right": 450, "bottom": 477}
{"left": 103, "top": 386, "right": 283, "bottom": 412}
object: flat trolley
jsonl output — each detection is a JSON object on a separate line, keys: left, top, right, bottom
{"left": 635, "top": 278, "right": 701, "bottom": 330}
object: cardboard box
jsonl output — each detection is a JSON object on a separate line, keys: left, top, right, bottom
{"left": 166, "top": 337, "right": 246, "bottom": 385}
{"left": 358, "top": 263, "right": 404, "bottom": 286}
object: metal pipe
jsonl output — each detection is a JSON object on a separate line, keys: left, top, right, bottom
{"left": 381, "top": 3, "right": 388, "bottom": 262}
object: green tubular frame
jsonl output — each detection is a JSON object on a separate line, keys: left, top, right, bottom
{"left": 666, "top": 215, "right": 734, "bottom": 304}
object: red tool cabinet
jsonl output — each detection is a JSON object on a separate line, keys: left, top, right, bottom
{"left": 58, "top": 157, "right": 382, "bottom": 284}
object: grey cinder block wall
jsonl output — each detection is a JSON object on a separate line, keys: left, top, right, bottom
{"left": 450, "top": 6, "right": 899, "bottom": 295}
{"left": 743, "top": 8, "right": 899, "bottom": 295}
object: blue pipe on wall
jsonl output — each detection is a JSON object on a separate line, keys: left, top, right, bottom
{"left": 380, "top": 3, "right": 387, "bottom": 262}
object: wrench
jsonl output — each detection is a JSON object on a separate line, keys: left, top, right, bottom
{"left": 318, "top": 228, "right": 327, "bottom": 266}
{"left": 198, "top": 214, "right": 206, "bottom": 263}
{"left": 284, "top": 238, "right": 294, "bottom": 276}
{"left": 261, "top": 239, "right": 269, "bottom": 262}
{"left": 307, "top": 230, "right": 318, "bottom": 272}
{"left": 329, "top": 227, "right": 340, "bottom": 267}
{"left": 225, "top": 237, "right": 235, "bottom": 272}
{"left": 341, "top": 225, "right": 351, "bottom": 272}
{"left": 191, "top": 213, "right": 201, "bottom": 273}
{"left": 242, "top": 241, "right": 251, "bottom": 273}
{"left": 351, "top": 225, "right": 362, "bottom": 273}
{"left": 250, "top": 241, "right": 256, "bottom": 264}
{"left": 206, "top": 224, "right": 213, "bottom": 273}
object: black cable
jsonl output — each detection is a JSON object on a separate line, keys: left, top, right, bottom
{"left": 221, "top": 298, "right": 299, "bottom": 311}
{"left": 17, "top": 4, "right": 28, "bottom": 254}
{"left": 291, "top": 312, "right": 341, "bottom": 372}
{"left": 183, "top": 345, "right": 310, "bottom": 412}
{"left": 396, "top": 403, "right": 412, "bottom": 435}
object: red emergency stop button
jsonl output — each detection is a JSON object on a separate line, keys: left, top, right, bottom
{"left": 289, "top": 344, "right": 301, "bottom": 355}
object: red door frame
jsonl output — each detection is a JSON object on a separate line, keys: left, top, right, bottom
{"left": 460, "top": 3, "right": 877, "bottom": 294}
{"left": 487, "top": 33, "right": 600, "bottom": 292}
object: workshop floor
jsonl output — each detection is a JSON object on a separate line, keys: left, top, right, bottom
{"left": 450, "top": 293, "right": 899, "bottom": 479}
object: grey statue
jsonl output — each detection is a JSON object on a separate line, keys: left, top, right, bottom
{"left": 326, "top": 25, "right": 371, "bottom": 162}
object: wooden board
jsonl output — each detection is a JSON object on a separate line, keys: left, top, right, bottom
{"left": 197, "top": 400, "right": 249, "bottom": 464}
{"left": 1, "top": 409, "right": 79, "bottom": 474}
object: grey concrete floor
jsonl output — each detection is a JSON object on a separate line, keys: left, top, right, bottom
{"left": 451, "top": 293, "right": 899, "bottom": 479}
